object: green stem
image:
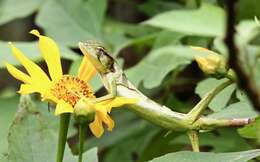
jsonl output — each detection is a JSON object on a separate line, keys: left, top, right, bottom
{"left": 56, "top": 113, "right": 71, "bottom": 162}
{"left": 78, "top": 124, "right": 85, "bottom": 162}
{"left": 187, "top": 130, "right": 200, "bottom": 152}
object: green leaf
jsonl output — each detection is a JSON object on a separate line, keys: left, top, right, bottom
{"left": 126, "top": 46, "right": 205, "bottom": 88}
{"left": 144, "top": 3, "right": 225, "bottom": 37}
{"left": 138, "top": 131, "right": 190, "bottom": 162}
{"left": 149, "top": 150, "right": 260, "bottom": 162}
{"left": 152, "top": 31, "right": 185, "bottom": 49}
{"left": 103, "top": 125, "right": 158, "bottom": 162}
{"left": 208, "top": 101, "right": 259, "bottom": 119}
{"left": 7, "top": 95, "right": 98, "bottom": 162}
{"left": 104, "top": 19, "right": 158, "bottom": 56}
{"left": 195, "top": 78, "right": 236, "bottom": 112}
{"left": 138, "top": 0, "right": 182, "bottom": 17}
{"left": 0, "top": 0, "right": 43, "bottom": 25}
{"left": 0, "top": 154, "right": 8, "bottom": 162}
{"left": 81, "top": 147, "right": 98, "bottom": 162}
{"left": 238, "top": 0, "right": 260, "bottom": 20}
{"left": 0, "top": 96, "right": 19, "bottom": 155}
{"left": 236, "top": 90, "right": 248, "bottom": 102}
{"left": 0, "top": 41, "right": 80, "bottom": 68}
{"left": 238, "top": 117, "right": 260, "bottom": 140}
{"left": 236, "top": 20, "right": 260, "bottom": 46}
{"left": 171, "top": 129, "right": 251, "bottom": 152}
{"left": 255, "top": 59, "right": 260, "bottom": 88}
{"left": 36, "top": 0, "right": 107, "bottom": 47}
{"left": 213, "top": 37, "right": 227, "bottom": 56}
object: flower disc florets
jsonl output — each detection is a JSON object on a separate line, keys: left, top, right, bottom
{"left": 50, "top": 75, "right": 95, "bottom": 107}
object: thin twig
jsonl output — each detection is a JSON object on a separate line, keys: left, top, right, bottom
{"left": 225, "top": 0, "right": 260, "bottom": 112}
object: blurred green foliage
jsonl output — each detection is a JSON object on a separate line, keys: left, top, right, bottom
{"left": 0, "top": 0, "right": 260, "bottom": 161}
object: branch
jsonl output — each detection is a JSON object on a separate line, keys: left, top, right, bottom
{"left": 225, "top": 0, "right": 260, "bottom": 111}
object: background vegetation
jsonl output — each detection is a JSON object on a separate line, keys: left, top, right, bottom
{"left": 0, "top": 0, "right": 260, "bottom": 161}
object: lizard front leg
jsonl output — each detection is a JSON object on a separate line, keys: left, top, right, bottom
{"left": 92, "top": 77, "right": 117, "bottom": 103}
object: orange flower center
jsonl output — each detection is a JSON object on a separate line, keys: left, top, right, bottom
{"left": 50, "top": 75, "right": 95, "bottom": 106}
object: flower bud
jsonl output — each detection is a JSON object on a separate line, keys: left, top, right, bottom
{"left": 192, "top": 47, "right": 227, "bottom": 78}
{"left": 74, "top": 99, "right": 95, "bottom": 124}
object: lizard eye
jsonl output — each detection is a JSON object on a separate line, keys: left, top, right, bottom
{"left": 96, "top": 46, "right": 105, "bottom": 54}
{"left": 96, "top": 46, "right": 114, "bottom": 65}
{"left": 96, "top": 46, "right": 113, "bottom": 59}
{"left": 96, "top": 46, "right": 103, "bottom": 52}
{"left": 96, "top": 46, "right": 109, "bottom": 59}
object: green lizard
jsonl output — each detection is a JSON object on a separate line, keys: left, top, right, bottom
{"left": 78, "top": 41, "right": 252, "bottom": 132}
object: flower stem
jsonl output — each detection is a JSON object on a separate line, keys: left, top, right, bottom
{"left": 187, "top": 130, "right": 200, "bottom": 152}
{"left": 56, "top": 113, "right": 71, "bottom": 162}
{"left": 78, "top": 124, "right": 85, "bottom": 162}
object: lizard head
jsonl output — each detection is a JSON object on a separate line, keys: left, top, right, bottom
{"left": 79, "top": 41, "right": 114, "bottom": 74}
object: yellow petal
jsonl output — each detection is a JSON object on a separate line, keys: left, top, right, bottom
{"left": 106, "top": 116, "right": 114, "bottom": 131}
{"left": 7, "top": 64, "right": 53, "bottom": 100}
{"left": 18, "top": 84, "right": 37, "bottom": 94}
{"left": 191, "top": 46, "right": 219, "bottom": 56}
{"left": 30, "top": 29, "right": 63, "bottom": 82}
{"left": 195, "top": 56, "right": 216, "bottom": 74}
{"left": 5, "top": 62, "right": 32, "bottom": 84}
{"left": 41, "top": 91, "right": 59, "bottom": 103}
{"left": 89, "top": 114, "right": 104, "bottom": 138}
{"left": 195, "top": 56, "right": 207, "bottom": 67}
{"left": 96, "top": 111, "right": 114, "bottom": 131}
{"left": 78, "top": 56, "right": 96, "bottom": 81}
{"left": 54, "top": 100, "right": 74, "bottom": 116}
{"left": 191, "top": 46, "right": 210, "bottom": 52}
{"left": 9, "top": 42, "right": 51, "bottom": 84}
{"left": 18, "top": 84, "right": 53, "bottom": 101}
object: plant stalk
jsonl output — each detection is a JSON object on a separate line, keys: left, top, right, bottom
{"left": 78, "top": 124, "right": 85, "bottom": 162}
{"left": 56, "top": 113, "right": 71, "bottom": 162}
{"left": 225, "top": 0, "right": 260, "bottom": 111}
{"left": 187, "top": 130, "right": 200, "bottom": 152}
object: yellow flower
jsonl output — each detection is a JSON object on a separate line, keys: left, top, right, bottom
{"left": 5, "top": 29, "right": 137, "bottom": 137}
{"left": 192, "top": 47, "right": 227, "bottom": 75}
{"left": 75, "top": 97, "right": 136, "bottom": 138}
